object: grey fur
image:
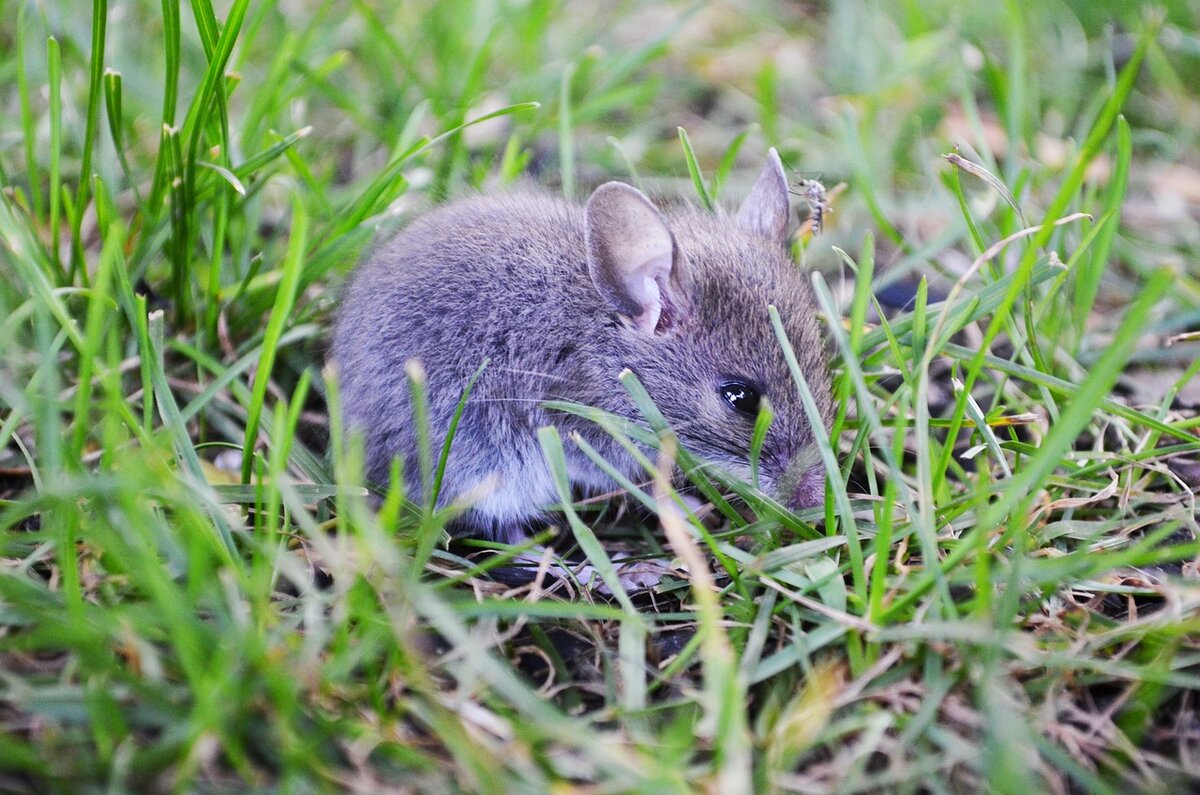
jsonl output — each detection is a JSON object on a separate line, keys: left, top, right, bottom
{"left": 331, "top": 150, "right": 833, "bottom": 543}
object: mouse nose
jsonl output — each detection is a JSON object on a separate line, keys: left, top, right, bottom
{"left": 784, "top": 464, "right": 826, "bottom": 510}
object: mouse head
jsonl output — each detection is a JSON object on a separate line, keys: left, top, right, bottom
{"left": 583, "top": 150, "right": 833, "bottom": 509}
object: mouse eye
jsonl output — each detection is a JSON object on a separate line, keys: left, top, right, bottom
{"left": 719, "top": 380, "right": 762, "bottom": 417}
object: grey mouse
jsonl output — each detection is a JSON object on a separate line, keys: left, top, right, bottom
{"left": 332, "top": 149, "right": 833, "bottom": 566}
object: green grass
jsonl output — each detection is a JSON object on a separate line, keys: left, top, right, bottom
{"left": 3, "top": 1, "right": 1200, "bottom": 792}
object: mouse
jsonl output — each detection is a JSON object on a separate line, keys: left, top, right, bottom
{"left": 331, "top": 149, "right": 833, "bottom": 587}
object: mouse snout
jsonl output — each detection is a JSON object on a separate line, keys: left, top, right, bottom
{"left": 783, "top": 461, "right": 826, "bottom": 510}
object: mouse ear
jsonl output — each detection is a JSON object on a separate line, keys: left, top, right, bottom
{"left": 585, "top": 182, "right": 690, "bottom": 334}
{"left": 735, "top": 148, "right": 791, "bottom": 246}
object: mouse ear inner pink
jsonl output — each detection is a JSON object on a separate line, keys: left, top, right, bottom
{"left": 584, "top": 182, "right": 691, "bottom": 334}
{"left": 735, "top": 148, "right": 791, "bottom": 246}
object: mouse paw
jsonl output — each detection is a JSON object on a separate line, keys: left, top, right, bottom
{"left": 596, "top": 555, "right": 674, "bottom": 595}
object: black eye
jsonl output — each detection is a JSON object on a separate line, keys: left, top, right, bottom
{"left": 719, "top": 380, "right": 762, "bottom": 416}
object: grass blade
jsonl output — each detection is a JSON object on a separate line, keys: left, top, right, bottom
{"left": 678, "top": 126, "right": 714, "bottom": 210}
{"left": 559, "top": 62, "right": 576, "bottom": 200}
{"left": 46, "top": 35, "right": 64, "bottom": 283}
{"left": 536, "top": 426, "right": 639, "bottom": 615}
{"left": 240, "top": 195, "right": 307, "bottom": 483}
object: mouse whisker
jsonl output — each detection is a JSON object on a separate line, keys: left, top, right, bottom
{"left": 485, "top": 366, "right": 573, "bottom": 381}
{"left": 464, "top": 397, "right": 548, "bottom": 405}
